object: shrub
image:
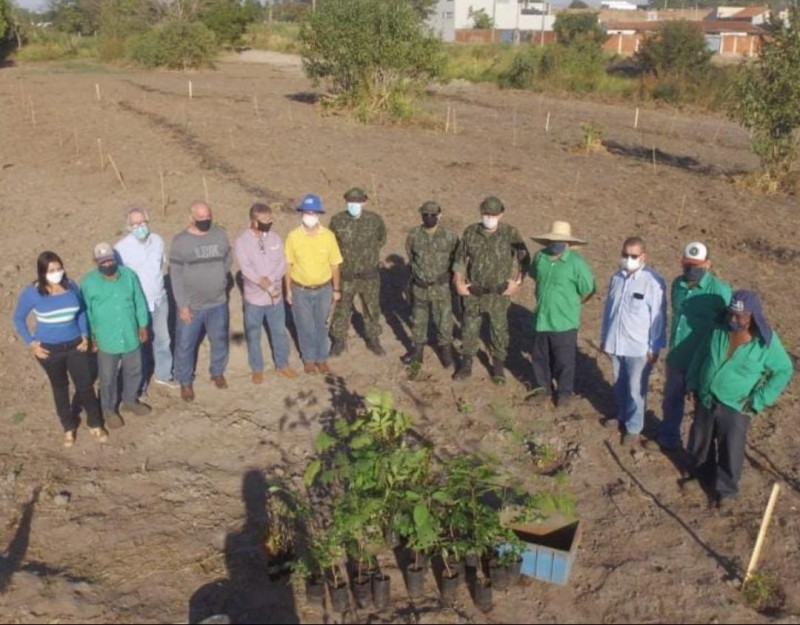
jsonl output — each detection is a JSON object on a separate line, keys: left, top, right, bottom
{"left": 500, "top": 47, "right": 538, "bottom": 89}
{"left": 472, "top": 8, "right": 493, "bottom": 30}
{"left": 199, "top": 0, "right": 250, "bottom": 45}
{"left": 0, "top": 0, "right": 13, "bottom": 61}
{"left": 635, "top": 21, "right": 713, "bottom": 80}
{"left": 299, "top": 0, "right": 446, "bottom": 121}
{"left": 126, "top": 20, "right": 218, "bottom": 70}
{"left": 553, "top": 11, "right": 607, "bottom": 48}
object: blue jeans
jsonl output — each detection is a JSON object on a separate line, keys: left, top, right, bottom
{"left": 659, "top": 365, "right": 687, "bottom": 449}
{"left": 244, "top": 300, "right": 291, "bottom": 372}
{"left": 98, "top": 347, "right": 143, "bottom": 414}
{"left": 291, "top": 284, "right": 332, "bottom": 363}
{"left": 174, "top": 302, "right": 230, "bottom": 386}
{"left": 611, "top": 355, "right": 651, "bottom": 435}
{"left": 142, "top": 297, "right": 173, "bottom": 385}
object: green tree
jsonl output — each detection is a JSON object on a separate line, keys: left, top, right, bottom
{"left": 49, "top": 0, "right": 98, "bottom": 34}
{"left": 568, "top": 0, "right": 590, "bottom": 8}
{"left": 635, "top": 20, "right": 712, "bottom": 79}
{"left": 126, "top": 18, "right": 218, "bottom": 68}
{"left": 0, "top": 0, "right": 11, "bottom": 60}
{"left": 471, "top": 8, "right": 493, "bottom": 30}
{"left": 553, "top": 11, "right": 606, "bottom": 47}
{"left": 199, "top": 0, "right": 249, "bottom": 44}
{"left": 729, "top": 9, "right": 800, "bottom": 181}
{"left": 299, "top": 0, "right": 445, "bottom": 120}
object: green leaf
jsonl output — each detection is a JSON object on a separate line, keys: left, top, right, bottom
{"left": 314, "top": 430, "right": 336, "bottom": 452}
{"left": 350, "top": 433, "right": 373, "bottom": 449}
{"left": 413, "top": 502, "right": 429, "bottom": 527}
{"left": 11, "top": 411, "right": 26, "bottom": 425}
{"left": 365, "top": 388, "right": 383, "bottom": 406}
{"left": 303, "top": 460, "right": 322, "bottom": 486}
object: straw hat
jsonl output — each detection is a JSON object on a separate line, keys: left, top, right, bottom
{"left": 531, "top": 221, "right": 586, "bottom": 246}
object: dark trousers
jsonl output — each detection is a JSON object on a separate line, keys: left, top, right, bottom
{"left": 687, "top": 401, "right": 750, "bottom": 499}
{"left": 532, "top": 329, "right": 578, "bottom": 400}
{"left": 38, "top": 338, "right": 103, "bottom": 431}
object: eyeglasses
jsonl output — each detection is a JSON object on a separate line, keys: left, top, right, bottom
{"left": 621, "top": 253, "right": 641, "bottom": 260}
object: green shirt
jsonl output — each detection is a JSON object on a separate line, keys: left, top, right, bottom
{"left": 329, "top": 209, "right": 386, "bottom": 277}
{"left": 686, "top": 325, "right": 793, "bottom": 414}
{"left": 453, "top": 222, "right": 530, "bottom": 288}
{"left": 405, "top": 225, "right": 458, "bottom": 284}
{"left": 666, "top": 271, "right": 732, "bottom": 372}
{"left": 81, "top": 266, "right": 149, "bottom": 355}
{"left": 528, "top": 249, "right": 596, "bottom": 332}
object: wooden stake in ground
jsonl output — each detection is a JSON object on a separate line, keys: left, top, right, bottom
{"left": 371, "top": 174, "right": 379, "bottom": 209}
{"left": 97, "top": 138, "right": 105, "bottom": 170}
{"left": 545, "top": 111, "right": 551, "bottom": 134}
{"left": 452, "top": 108, "right": 458, "bottom": 135}
{"left": 106, "top": 154, "right": 127, "bottom": 191}
{"left": 95, "top": 83, "right": 101, "bottom": 101}
{"left": 445, "top": 105, "right": 451, "bottom": 134}
{"left": 203, "top": 176, "right": 210, "bottom": 204}
{"left": 189, "top": 80, "right": 193, "bottom": 100}
{"left": 19, "top": 84, "right": 25, "bottom": 112}
{"left": 634, "top": 107, "right": 640, "bottom": 130}
{"left": 652, "top": 145, "right": 657, "bottom": 174}
{"left": 743, "top": 483, "right": 781, "bottom": 589}
{"left": 512, "top": 108, "right": 519, "bottom": 147}
{"left": 28, "top": 97, "right": 36, "bottom": 126}
{"left": 73, "top": 127, "right": 79, "bottom": 156}
{"left": 677, "top": 193, "right": 687, "bottom": 227}
{"left": 159, "top": 167, "right": 167, "bottom": 216}
{"left": 253, "top": 95, "right": 260, "bottom": 119}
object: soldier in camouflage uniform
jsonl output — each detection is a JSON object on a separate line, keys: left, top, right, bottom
{"left": 329, "top": 187, "right": 387, "bottom": 356}
{"left": 404, "top": 201, "right": 459, "bottom": 371}
{"left": 453, "top": 196, "right": 530, "bottom": 384}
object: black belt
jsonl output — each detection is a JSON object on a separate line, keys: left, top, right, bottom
{"left": 468, "top": 284, "right": 506, "bottom": 296}
{"left": 40, "top": 337, "right": 83, "bottom": 351}
{"left": 292, "top": 280, "right": 331, "bottom": 290}
{"left": 341, "top": 267, "right": 379, "bottom": 281}
{"left": 413, "top": 273, "right": 450, "bottom": 288}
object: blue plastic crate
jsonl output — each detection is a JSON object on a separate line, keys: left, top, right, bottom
{"left": 498, "top": 519, "right": 581, "bottom": 586}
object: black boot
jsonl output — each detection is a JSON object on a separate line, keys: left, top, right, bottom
{"left": 366, "top": 337, "right": 386, "bottom": 356}
{"left": 406, "top": 344, "right": 424, "bottom": 379}
{"left": 330, "top": 338, "right": 346, "bottom": 357}
{"left": 438, "top": 345, "right": 454, "bottom": 369}
{"left": 453, "top": 356, "right": 473, "bottom": 380}
{"left": 491, "top": 357, "right": 506, "bottom": 385}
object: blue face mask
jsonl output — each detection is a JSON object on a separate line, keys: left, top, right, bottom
{"left": 133, "top": 224, "right": 149, "bottom": 241}
{"left": 347, "top": 202, "right": 363, "bottom": 218}
{"left": 547, "top": 242, "right": 567, "bottom": 256}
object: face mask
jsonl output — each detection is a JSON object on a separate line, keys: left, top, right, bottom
{"left": 256, "top": 221, "right": 273, "bottom": 233}
{"left": 132, "top": 224, "right": 149, "bottom": 241}
{"left": 619, "top": 256, "right": 642, "bottom": 273}
{"left": 422, "top": 214, "right": 439, "bottom": 229}
{"left": 346, "top": 202, "right": 363, "bottom": 218}
{"left": 683, "top": 265, "right": 705, "bottom": 282}
{"left": 482, "top": 215, "right": 499, "bottom": 230}
{"left": 302, "top": 214, "right": 319, "bottom": 229}
{"left": 99, "top": 263, "right": 117, "bottom": 276}
{"left": 726, "top": 316, "right": 748, "bottom": 333}
{"left": 547, "top": 242, "right": 568, "bottom": 256}
{"left": 195, "top": 219, "right": 212, "bottom": 233}
{"left": 46, "top": 270, "right": 64, "bottom": 285}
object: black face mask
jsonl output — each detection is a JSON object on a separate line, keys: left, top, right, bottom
{"left": 257, "top": 221, "right": 273, "bottom": 233}
{"left": 547, "top": 242, "right": 567, "bottom": 256}
{"left": 683, "top": 265, "right": 706, "bottom": 283}
{"left": 726, "top": 316, "right": 748, "bottom": 333}
{"left": 99, "top": 263, "right": 117, "bottom": 276}
{"left": 422, "top": 214, "right": 439, "bottom": 229}
{"left": 195, "top": 219, "right": 212, "bottom": 232}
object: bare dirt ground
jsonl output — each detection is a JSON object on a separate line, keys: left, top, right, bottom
{"left": 0, "top": 52, "right": 798, "bottom": 624}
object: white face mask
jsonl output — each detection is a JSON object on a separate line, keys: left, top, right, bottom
{"left": 302, "top": 214, "right": 320, "bottom": 228}
{"left": 46, "top": 270, "right": 65, "bottom": 285}
{"left": 619, "top": 256, "right": 643, "bottom": 273}
{"left": 482, "top": 215, "right": 499, "bottom": 230}
{"left": 346, "top": 202, "right": 363, "bottom": 218}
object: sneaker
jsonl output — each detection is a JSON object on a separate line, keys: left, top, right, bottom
{"left": 154, "top": 378, "right": 179, "bottom": 390}
{"left": 252, "top": 371, "right": 264, "bottom": 385}
{"left": 525, "top": 388, "right": 551, "bottom": 407}
{"left": 317, "top": 361, "right": 332, "bottom": 374}
{"left": 329, "top": 339, "right": 346, "bottom": 358}
{"left": 90, "top": 427, "right": 109, "bottom": 443}
{"left": 601, "top": 418, "right": 620, "bottom": 430}
{"left": 303, "top": 362, "right": 318, "bottom": 375}
{"left": 678, "top": 477, "right": 702, "bottom": 496}
{"left": 556, "top": 394, "right": 574, "bottom": 410}
{"left": 211, "top": 375, "right": 228, "bottom": 389}
{"left": 105, "top": 413, "right": 124, "bottom": 429}
{"left": 63, "top": 430, "right": 76, "bottom": 448}
{"left": 366, "top": 338, "right": 386, "bottom": 357}
{"left": 621, "top": 432, "right": 640, "bottom": 446}
{"left": 491, "top": 357, "right": 506, "bottom": 385}
{"left": 453, "top": 356, "right": 472, "bottom": 381}
{"left": 181, "top": 385, "right": 195, "bottom": 402}
{"left": 277, "top": 367, "right": 299, "bottom": 379}
{"left": 122, "top": 402, "right": 152, "bottom": 417}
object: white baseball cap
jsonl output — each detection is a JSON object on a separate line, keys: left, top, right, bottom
{"left": 683, "top": 241, "right": 708, "bottom": 263}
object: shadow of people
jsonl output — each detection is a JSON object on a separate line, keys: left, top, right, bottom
{"left": 380, "top": 254, "right": 413, "bottom": 354}
{"left": 505, "top": 302, "right": 534, "bottom": 384}
{"left": 574, "top": 342, "right": 615, "bottom": 418}
{"left": 188, "top": 470, "right": 299, "bottom": 624}
{"left": 0, "top": 487, "right": 40, "bottom": 594}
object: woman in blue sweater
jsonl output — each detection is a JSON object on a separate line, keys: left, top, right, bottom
{"left": 13, "top": 251, "right": 107, "bottom": 447}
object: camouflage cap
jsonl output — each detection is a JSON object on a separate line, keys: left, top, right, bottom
{"left": 418, "top": 201, "right": 442, "bottom": 215}
{"left": 479, "top": 196, "right": 505, "bottom": 215}
{"left": 344, "top": 187, "right": 368, "bottom": 202}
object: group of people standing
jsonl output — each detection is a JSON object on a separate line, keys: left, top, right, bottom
{"left": 14, "top": 190, "right": 793, "bottom": 509}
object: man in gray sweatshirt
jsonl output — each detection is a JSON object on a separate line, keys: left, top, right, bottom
{"left": 170, "top": 201, "right": 232, "bottom": 402}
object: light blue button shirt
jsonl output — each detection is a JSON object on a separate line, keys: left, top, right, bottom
{"left": 115, "top": 232, "right": 167, "bottom": 313}
{"left": 601, "top": 265, "right": 667, "bottom": 358}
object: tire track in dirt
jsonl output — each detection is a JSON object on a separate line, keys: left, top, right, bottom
{"left": 116, "top": 100, "right": 294, "bottom": 209}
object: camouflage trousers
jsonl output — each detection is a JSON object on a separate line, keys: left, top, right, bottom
{"left": 460, "top": 293, "right": 510, "bottom": 360}
{"left": 410, "top": 283, "right": 454, "bottom": 346}
{"left": 330, "top": 277, "right": 382, "bottom": 341}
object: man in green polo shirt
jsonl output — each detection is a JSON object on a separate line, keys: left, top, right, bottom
{"left": 682, "top": 290, "right": 792, "bottom": 509}
{"left": 82, "top": 242, "right": 151, "bottom": 426}
{"left": 649, "top": 241, "right": 732, "bottom": 452}
{"left": 528, "top": 221, "right": 595, "bottom": 409}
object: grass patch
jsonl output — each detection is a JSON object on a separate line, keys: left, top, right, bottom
{"left": 743, "top": 570, "right": 785, "bottom": 613}
{"left": 244, "top": 22, "right": 302, "bottom": 54}
{"left": 11, "top": 411, "right": 26, "bottom": 425}
{"left": 442, "top": 43, "right": 517, "bottom": 83}
{"left": 12, "top": 33, "right": 100, "bottom": 63}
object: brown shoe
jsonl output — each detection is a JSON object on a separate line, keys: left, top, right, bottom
{"left": 277, "top": 367, "right": 298, "bottom": 379}
{"left": 303, "top": 362, "right": 318, "bottom": 375}
{"left": 212, "top": 375, "right": 228, "bottom": 389}
{"left": 181, "top": 385, "right": 195, "bottom": 402}
{"left": 90, "top": 427, "right": 109, "bottom": 443}
{"left": 317, "top": 361, "right": 331, "bottom": 374}
{"left": 251, "top": 372, "right": 264, "bottom": 385}
{"left": 63, "top": 430, "right": 76, "bottom": 449}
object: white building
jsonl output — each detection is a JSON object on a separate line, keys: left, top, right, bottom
{"left": 599, "top": 1, "right": 640, "bottom": 10}
{"left": 428, "top": 0, "right": 556, "bottom": 42}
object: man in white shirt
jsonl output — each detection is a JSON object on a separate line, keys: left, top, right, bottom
{"left": 600, "top": 237, "right": 667, "bottom": 445}
{"left": 115, "top": 206, "right": 176, "bottom": 390}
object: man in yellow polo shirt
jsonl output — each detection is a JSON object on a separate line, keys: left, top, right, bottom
{"left": 284, "top": 193, "right": 343, "bottom": 374}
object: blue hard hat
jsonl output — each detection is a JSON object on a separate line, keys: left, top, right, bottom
{"left": 297, "top": 193, "right": 325, "bottom": 213}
